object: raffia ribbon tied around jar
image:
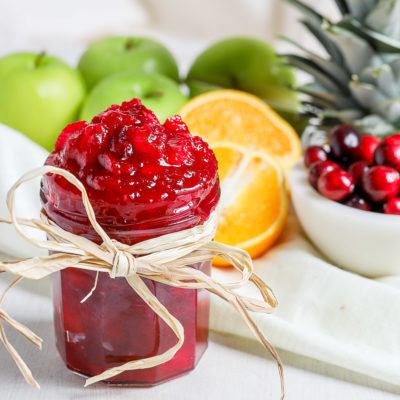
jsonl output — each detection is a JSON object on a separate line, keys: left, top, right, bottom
{"left": 0, "top": 166, "right": 285, "bottom": 399}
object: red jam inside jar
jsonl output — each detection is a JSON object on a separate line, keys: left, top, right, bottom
{"left": 40, "top": 99, "right": 220, "bottom": 385}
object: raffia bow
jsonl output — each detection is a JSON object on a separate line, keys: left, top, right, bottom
{"left": 0, "top": 166, "right": 285, "bottom": 399}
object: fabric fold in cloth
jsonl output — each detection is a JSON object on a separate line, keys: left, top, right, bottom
{"left": 0, "top": 124, "right": 48, "bottom": 258}
{"left": 210, "top": 215, "right": 400, "bottom": 386}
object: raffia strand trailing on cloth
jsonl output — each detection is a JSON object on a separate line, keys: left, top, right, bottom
{"left": 0, "top": 166, "right": 285, "bottom": 399}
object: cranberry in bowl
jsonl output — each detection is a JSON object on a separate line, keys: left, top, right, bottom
{"left": 40, "top": 99, "right": 220, "bottom": 385}
{"left": 289, "top": 125, "right": 400, "bottom": 277}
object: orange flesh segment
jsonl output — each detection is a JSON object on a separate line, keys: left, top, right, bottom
{"left": 179, "top": 89, "right": 301, "bottom": 171}
{"left": 211, "top": 143, "right": 288, "bottom": 265}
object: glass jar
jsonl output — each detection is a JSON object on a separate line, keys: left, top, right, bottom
{"left": 41, "top": 189, "right": 211, "bottom": 386}
{"left": 40, "top": 98, "right": 219, "bottom": 386}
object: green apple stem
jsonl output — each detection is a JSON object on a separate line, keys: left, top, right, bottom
{"left": 34, "top": 51, "right": 46, "bottom": 68}
{"left": 125, "top": 38, "right": 135, "bottom": 50}
{"left": 229, "top": 75, "right": 239, "bottom": 89}
{"left": 144, "top": 91, "right": 164, "bottom": 98}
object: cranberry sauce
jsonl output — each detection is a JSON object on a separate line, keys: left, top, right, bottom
{"left": 51, "top": 262, "right": 211, "bottom": 385}
{"left": 41, "top": 99, "right": 220, "bottom": 385}
{"left": 42, "top": 98, "right": 219, "bottom": 240}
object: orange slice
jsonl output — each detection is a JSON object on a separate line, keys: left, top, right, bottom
{"left": 179, "top": 89, "right": 301, "bottom": 171}
{"left": 211, "top": 142, "right": 288, "bottom": 266}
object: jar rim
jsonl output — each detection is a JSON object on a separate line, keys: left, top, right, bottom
{"left": 40, "top": 176, "right": 219, "bottom": 245}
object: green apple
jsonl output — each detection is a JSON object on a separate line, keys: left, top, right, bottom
{"left": 0, "top": 52, "right": 86, "bottom": 151}
{"left": 186, "top": 37, "right": 299, "bottom": 114}
{"left": 78, "top": 36, "right": 180, "bottom": 90}
{"left": 80, "top": 73, "right": 188, "bottom": 123}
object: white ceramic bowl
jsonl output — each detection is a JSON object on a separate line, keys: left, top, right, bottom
{"left": 289, "top": 161, "right": 400, "bottom": 277}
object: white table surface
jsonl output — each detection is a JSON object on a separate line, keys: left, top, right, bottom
{"left": 0, "top": 273, "right": 399, "bottom": 400}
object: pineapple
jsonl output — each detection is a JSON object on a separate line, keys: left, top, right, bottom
{"left": 285, "top": 0, "right": 400, "bottom": 144}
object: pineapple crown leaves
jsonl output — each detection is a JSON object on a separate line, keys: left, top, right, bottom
{"left": 284, "top": 0, "right": 400, "bottom": 136}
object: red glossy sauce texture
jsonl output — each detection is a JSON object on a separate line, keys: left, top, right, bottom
{"left": 42, "top": 98, "right": 219, "bottom": 238}
{"left": 42, "top": 99, "right": 219, "bottom": 385}
{"left": 51, "top": 262, "right": 211, "bottom": 385}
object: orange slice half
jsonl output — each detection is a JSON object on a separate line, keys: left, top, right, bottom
{"left": 179, "top": 89, "right": 301, "bottom": 171}
{"left": 211, "top": 142, "right": 289, "bottom": 266}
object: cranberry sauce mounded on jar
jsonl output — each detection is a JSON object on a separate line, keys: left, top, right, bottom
{"left": 40, "top": 99, "right": 220, "bottom": 385}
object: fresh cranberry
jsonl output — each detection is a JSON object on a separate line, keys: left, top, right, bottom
{"left": 348, "top": 161, "right": 369, "bottom": 186}
{"left": 318, "top": 170, "right": 354, "bottom": 201}
{"left": 308, "top": 160, "right": 340, "bottom": 189}
{"left": 329, "top": 125, "right": 361, "bottom": 162}
{"left": 303, "top": 146, "right": 328, "bottom": 168}
{"left": 360, "top": 135, "right": 380, "bottom": 164}
{"left": 342, "top": 193, "right": 371, "bottom": 211}
{"left": 362, "top": 166, "right": 400, "bottom": 203}
{"left": 374, "top": 134, "right": 400, "bottom": 171}
{"left": 384, "top": 198, "right": 400, "bottom": 215}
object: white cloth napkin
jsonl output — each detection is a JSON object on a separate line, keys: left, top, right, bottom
{"left": 0, "top": 124, "right": 48, "bottom": 257}
{"left": 1, "top": 124, "right": 400, "bottom": 387}
{"left": 211, "top": 215, "right": 400, "bottom": 387}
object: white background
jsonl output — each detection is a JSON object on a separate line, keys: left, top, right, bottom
{"left": 0, "top": 0, "right": 338, "bottom": 69}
